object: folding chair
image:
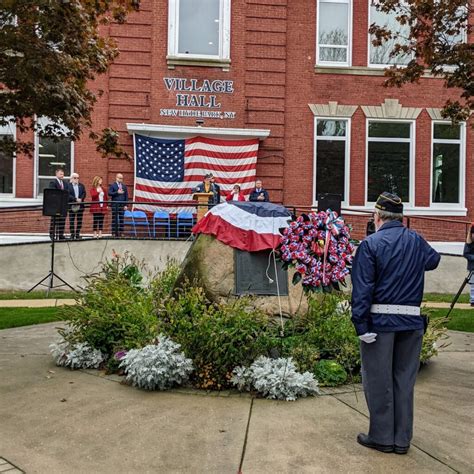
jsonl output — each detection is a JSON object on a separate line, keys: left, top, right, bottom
{"left": 153, "top": 211, "right": 171, "bottom": 238}
{"left": 176, "top": 212, "right": 194, "bottom": 238}
{"left": 123, "top": 210, "right": 135, "bottom": 236}
{"left": 131, "top": 210, "right": 151, "bottom": 237}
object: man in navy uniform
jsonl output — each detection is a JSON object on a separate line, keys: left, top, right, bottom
{"left": 351, "top": 192, "right": 440, "bottom": 455}
{"left": 108, "top": 173, "right": 128, "bottom": 237}
{"left": 249, "top": 179, "right": 270, "bottom": 202}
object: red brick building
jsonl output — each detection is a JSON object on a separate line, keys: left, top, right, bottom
{"left": 1, "top": 0, "right": 472, "bottom": 228}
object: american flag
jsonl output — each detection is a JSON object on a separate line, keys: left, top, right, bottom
{"left": 133, "top": 134, "right": 259, "bottom": 211}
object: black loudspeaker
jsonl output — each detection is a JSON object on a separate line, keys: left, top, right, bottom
{"left": 318, "top": 193, "right": 342, "bottom": 215}
{"left": 43, "top": 189, "right": 69, "bottom": 217}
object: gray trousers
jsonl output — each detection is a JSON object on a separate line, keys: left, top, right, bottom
{"left": 360, "top": 329, "right": 424, "bottom": 447}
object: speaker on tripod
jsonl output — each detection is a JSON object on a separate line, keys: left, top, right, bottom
{"left": 43, "top": 188, "right": 69, "bottom": 217}
{"left": 318, "top": 193, "right": 342, "bottom": 215}
{"left": 28, "top": 188, "right": 76, "bottom": 295}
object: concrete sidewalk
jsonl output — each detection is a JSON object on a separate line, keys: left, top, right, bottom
{"left": 0, "top": 324, "right": 473, "bottom": 473}
{"left": 0, "top": 299, "right": 76, "bottom": 308}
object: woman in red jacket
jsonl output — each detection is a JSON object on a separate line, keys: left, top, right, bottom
{"left": 90, "top": 176, "right": 108, "bottom": 238}
{"left": 226, "top": 184, "right": 246, "bottom": 202}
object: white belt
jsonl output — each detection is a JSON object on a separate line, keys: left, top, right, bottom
{"left": 370, "top": 304, "right": 420, "bottom": 316}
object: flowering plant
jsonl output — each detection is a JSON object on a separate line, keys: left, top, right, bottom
{"left": 278, "top": 210, "right": 354, "bottom": 292}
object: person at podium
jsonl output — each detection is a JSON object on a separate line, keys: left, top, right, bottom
{"left": 193, "top": 174, "right": 219, "bottom": 206}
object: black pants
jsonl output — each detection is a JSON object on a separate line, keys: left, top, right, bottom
{"left": 50, "top": 216, "right": 65, "bottom": 239}
{"left": 360, "top": 330, "right": 424, "bottom": 447}
{"left": 92, "top": 213, "right": 105, "bottom": 231}
{"left": 111, "top": 204, "right": 125, "bottom": 237}
{"left": 69, "top": 210, "right": 84, "bottom": 237}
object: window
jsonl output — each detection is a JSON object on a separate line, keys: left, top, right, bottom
{"left": 368, "top": 0, "right": 411, "bottom": 67}
{"left": 367, "top": 121, "right": 413, "bottom": 203}
{"left": 168, "top": 0, "right": 231, "bottom": 61}
{"left": 432, "top": 122, "right": 465, "bottom": 205}
{"left": 0, "top": 118, "right": 15, "bottom": 195}
{"left": 36, "top": 119, "right": 73, "bottom": 196}
{"left": 314, "top": 119, "right": 349, "bottom": 203}
{"left": 316, "top": 0, "right": 352, "bottom": 66}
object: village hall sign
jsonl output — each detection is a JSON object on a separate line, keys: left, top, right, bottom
{"left": 160, "top": 77, "right": 237, "bottom": 120}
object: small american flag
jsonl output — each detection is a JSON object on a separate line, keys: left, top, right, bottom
{"left": 133, "top": 134, "right": 259, "bottom": 211}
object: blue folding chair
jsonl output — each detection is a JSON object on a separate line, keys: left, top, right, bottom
{"left": 176, "top": 212, "right": 194, "bottom": 238}
{"left": 131, "top": 210, "right": 151, "bottom": 237}
{"left": 153, "top": 211, "right": 171, "bottom": 238}
{"left": 123, "top": 210, "right": 135, "bottom": 236}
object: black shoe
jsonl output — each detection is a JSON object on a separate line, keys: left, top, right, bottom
{"left": 76, "top": 234, "right": 82, "bottom": 240}
{"left": 357, "top": 433, "right": 393, "bottom": 453}
{"left": 58, "top": 235, "right": 67, "bottom": 241}
{"left": 394, "top": 445, "right": 409, "bottom": 455}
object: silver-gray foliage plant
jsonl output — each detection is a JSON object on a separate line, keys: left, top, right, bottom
{"left": 50, "top": 339, "right": 105, "bottom": 370}
{"left": 231, "top": 356, "right": 320, "bottom": 401}
{"left": 119, "top": 334, "right": 193, "bottom": 390}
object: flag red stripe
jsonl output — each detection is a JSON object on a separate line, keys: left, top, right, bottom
{"left": 184, "top": 149, "right": 257, "bottom": 159}
{"left": 185, "top": 136, "right": 259, "bottom": 147}
{"left": 184, "top": 162, "right": 256, "bottom": 172}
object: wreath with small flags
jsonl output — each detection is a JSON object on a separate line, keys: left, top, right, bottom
{"left": 278, "top": 210, "right": 354, "bottom": 292}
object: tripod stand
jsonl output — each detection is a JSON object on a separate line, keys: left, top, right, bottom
{"left": 446, "top": 269, "right": 474, "bottom": 318}
{"left": 28, "top": 216, "right": 76, "bottom": 295}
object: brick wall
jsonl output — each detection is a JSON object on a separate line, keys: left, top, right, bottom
{"left": 10, "top": 0, "right": 474, "bottom": 228}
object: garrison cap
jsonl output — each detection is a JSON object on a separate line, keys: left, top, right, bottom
{"left": 375, "top": 192, "right": 403, "bottom": 214}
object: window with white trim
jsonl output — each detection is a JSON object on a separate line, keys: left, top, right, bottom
{"left": 168, "top": 0, "right": 231, "bottom": 61}
{"left": 367, "top": 121, "right": 413, "bottom": 203}
{"left": 0, "top": 118, "right": 15, "bottom": 195}
{"left": 36, "top": 119, "right": 73, "bottom": 196}
{"left": 316, "top": 0, "right": 352, "bottom": 66}
{"left": 368, "top": 0, "right": 411, "bottom": 67}
{"left": 432, "top": 122, "right": 465, "bottom": 205}
{"left": 314, "top": 119, "right": 349, "bottom": 202}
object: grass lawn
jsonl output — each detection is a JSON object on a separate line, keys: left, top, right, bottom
{"left": 428, "top": 308, "right": 474, "bottom": 332}
{"left": 0, "top": 307, "right": 62, "bottom": 330}
{"left": 423, "top": 293, "right": 470, "bottom": 304}
{"left": 0, "top": 290, "right": 75, "bottom": 300}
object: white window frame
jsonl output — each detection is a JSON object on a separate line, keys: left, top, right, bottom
{"left": 365, "top": 119, "right": 415, "bottom": 207}
{"left": 430, "top": 120, "right": 466, "bottom": 209}
{"left": 0, "top": 117, "right": 16, "bottom": 197}
{"left": 313, "top": 117, "right": 351, "bottom": 207}
{"left": 367, "top": 0, "right": 412, "bottom": 69}
{"left": 316, "top": 0, "right": 352, "bottom": 67}
{"left": 167, "top": 0, "right": 231, "bottom": 61}
{"left": 34, "top": 118, "right": 74, "bottom": 197}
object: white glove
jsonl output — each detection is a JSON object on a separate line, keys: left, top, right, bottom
{"left": 359, "top": 332, "right": 377, "bottom": 344}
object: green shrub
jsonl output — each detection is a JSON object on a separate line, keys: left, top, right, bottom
{"left": 313, "top": 359, "right": 348, "bottom": 386}
{"left": 290, "top": 293, "right": 361, "bottom": 374}
{"left": 420, "top": 312, "right": 450, "bottom": 363}
{"left": 157, "top": 287, "right": 273, "bottom": 389}
{"left": 60, "top": 254, "right": 180, "bottom": 357}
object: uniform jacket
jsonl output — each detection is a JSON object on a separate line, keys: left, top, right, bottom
{"left": 249, "top": 188, "right": 270, "bottom": 202}
{"left": 194, "top": 182, "right": 219, "bottom": 205}
{"left": 67, "top": 182, "right": 86, "bottom": 209}
{"left": 463, "top": 243, "right": 474, "bottom": 271}
{"left": 108, "top": 182, "right": 129, "bottom": 203}
{"left": 351, "top": 220, "right": 440, "bottom": 335}
{"left": 90, "top": 187, "right": 108, "bottom": 214}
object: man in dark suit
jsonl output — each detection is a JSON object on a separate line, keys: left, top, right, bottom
{"left": 48, "top": 168, "right": 67, "bottom": 240}
{"left": 210, "top": 174, "right": 221, "bottom": 204}
{"left": 108, "top": 173, "right": 129, "bottom": 237}
{"left": 67, "top": 172, "right": 86, "bottom": 240}
{"left": 249, "top": 179, "right": 270, "bottom": 202}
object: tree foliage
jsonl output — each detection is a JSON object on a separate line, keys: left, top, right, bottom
{"left": 0, "top": 0, "right": 140, "bottom": 157}
{"left": 369, "top": 0, "right": 473, "bottom": 122}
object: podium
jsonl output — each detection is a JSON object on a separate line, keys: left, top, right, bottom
{"left": 193, "top": 192, "right": 214, "bottom": 221}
